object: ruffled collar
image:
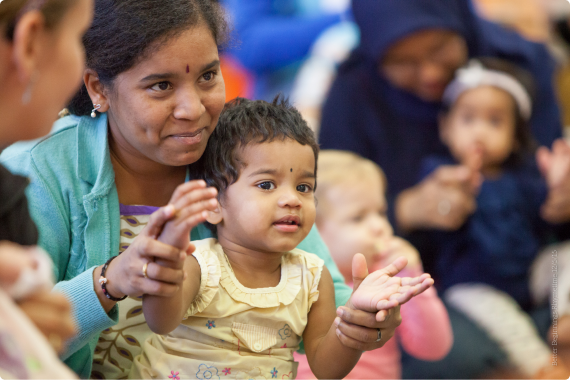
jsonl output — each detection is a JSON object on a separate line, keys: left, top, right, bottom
{"left": 214, "top": 244, "right": 302, "bottom": 308}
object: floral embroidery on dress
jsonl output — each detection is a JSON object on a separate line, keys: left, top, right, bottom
{"left": 196, "top": 364, "right": 220, "bottom": 379}
{"left": 278, "top": 325, "right": 291, "bottom": 340}
{"left": 280, "top": 344, "right": 287, "bottom": 348}
{"left": 222, "top": 367, "right": 231, "bottom": 375}
{"left": 281, "top": 371, "right": 293, "bottom": 379}
{"left": 206, "top": 320, "right": 216, "bottom": 329}
{"left": 270, "top": 368, "right": 278, "bottom": 378}
{"left": 168, "top": 370, "right": 180, "bottom": 380}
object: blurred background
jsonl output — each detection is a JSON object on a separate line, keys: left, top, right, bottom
{"left": 219, "top": 0, "right": 570, "bottom": 138}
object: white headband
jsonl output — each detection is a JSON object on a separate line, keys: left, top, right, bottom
{"left": 443, "top": 60, "right": 532, "bottom": 120}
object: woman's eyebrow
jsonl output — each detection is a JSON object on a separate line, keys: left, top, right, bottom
{"left": 140, "top": 72, "right": 178, "bottom": 82}
{"left": 140, "top": 60, "right": 220, "bottom": 82}
{"left": 200, "top": 59, "right": 220, "bottom": 72}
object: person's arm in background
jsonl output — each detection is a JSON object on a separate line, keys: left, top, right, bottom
{"left": 222, "top": 0, "right": 342, "bottom": 73}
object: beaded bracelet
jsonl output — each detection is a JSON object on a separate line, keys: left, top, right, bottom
{"left": 99, "top": 256, "right": 127, "bottom": 301}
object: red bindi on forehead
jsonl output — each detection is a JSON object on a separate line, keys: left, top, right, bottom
{"left": 186, "top": 64, "right": 190, "bottom": 73}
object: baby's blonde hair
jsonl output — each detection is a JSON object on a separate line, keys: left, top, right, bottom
{"left": 316, "top": 150, "right": 387, "bottom": 221}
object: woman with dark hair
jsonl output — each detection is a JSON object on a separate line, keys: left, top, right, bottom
{"left": 319, "top": 0, "right": 570, "bottom": 378}
{"left": 1, "top": 1, "right": 408, "bottom": 378}
{"left": 0, "top": 0, "right": 92, "bottom": 377}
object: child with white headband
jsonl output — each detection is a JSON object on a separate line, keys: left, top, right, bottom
{"left": 419, "top": 58, "right": 570, "bottom": 378}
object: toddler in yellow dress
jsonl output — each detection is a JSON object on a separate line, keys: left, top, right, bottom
{"left": 129, "top": 97, "right": 433, "bottom": 379}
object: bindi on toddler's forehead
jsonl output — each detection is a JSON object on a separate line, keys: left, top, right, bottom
{"left": 186, "top": 65, "right": 190, "bottom": 73}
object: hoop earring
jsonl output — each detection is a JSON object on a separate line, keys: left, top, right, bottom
{"left": 22, "top": 71, "right": 39, "bottom": 105}
{"left": 91, "top": 104, "right": 102, "bottom": 118}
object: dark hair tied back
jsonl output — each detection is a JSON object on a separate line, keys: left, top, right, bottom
{"left": 68, "top": 0, "right": 228, "bottom": 116}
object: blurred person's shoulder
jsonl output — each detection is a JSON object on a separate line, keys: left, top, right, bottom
{"left": 0, "top": 115, "right": 83, "bottom": 178}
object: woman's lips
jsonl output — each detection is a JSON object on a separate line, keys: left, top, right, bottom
{"left": 169, "top": 128, "right": 205, "bottom": 145}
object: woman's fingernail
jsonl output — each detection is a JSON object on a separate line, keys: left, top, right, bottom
{"left": 336, "top": 328, "right": 341, "bottom": 337}
{"left": 183, "top": 272, "right": 188, "bottom": 280}
{"left": 202, "top": 211, "right": 209, "bottom": 218}
{"left": 334, "top": 317, "right": 341, "bottom": 327}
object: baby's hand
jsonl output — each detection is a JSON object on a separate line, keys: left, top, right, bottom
{"left": 348, "top": 254, "right": 433, "bottom": 316}
{"left": 158, "top": 180, "right": 218, "bottom": 252}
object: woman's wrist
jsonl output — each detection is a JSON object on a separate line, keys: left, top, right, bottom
{"left": 93, "top": 263, "right": 121, "bottom": 313}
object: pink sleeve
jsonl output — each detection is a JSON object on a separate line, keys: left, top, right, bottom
{"left": 396, "top": 267, "right": 453, "bottom": 361}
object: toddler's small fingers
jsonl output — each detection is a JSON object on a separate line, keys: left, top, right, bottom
{"left": 169, "top": 180, "right": 207, "bottom": 203}
{"left": 391, "top": 288, "right": 415, "bottom": 305}
{"left": 172, "top": 187, "right": 217, "bottom": 211}
{"left": 413, "top": 278, "right": 434, "bottom": 296}
{"left": 179, "top": 211, "right": 210, "bottom": 232}
{"left": 144, "top": 205, "right": 176, "bottom": 238}
{"left": 172, "top": 198, "right": 218, "bottom": 225}
{"left": 400, "top": 273, "right": 430, "bottom": 287}
{"left": 375, "top": 299, "right": 398, "bottom": 310}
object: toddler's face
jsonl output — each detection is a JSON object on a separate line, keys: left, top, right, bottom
{"left": 317, "top": 175, "right": 393, "bottom": 281}
{"left": 441, "top": 85, "right": 517, "bottom": 174}
{"left": 216, "top": 139, "right": 316, "bottom": 253}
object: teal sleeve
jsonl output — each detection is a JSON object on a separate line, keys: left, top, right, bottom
{"left": 297, "top": 225, "right": 352, "bottom": 307}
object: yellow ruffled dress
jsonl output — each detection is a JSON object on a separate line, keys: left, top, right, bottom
{"left": 129, "top": 238, "right": 323, "bottom": 380}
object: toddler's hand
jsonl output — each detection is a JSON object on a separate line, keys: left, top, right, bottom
{"left": 158, "top": 180, "right": 218, "bottom": 252}
{"left": 348, "top": 254, "right": 433, "bottom": 316}
{"left": 537, "top": 139, "right": 570, "bottom": 189}
{"left": 536, "top": 139, "right": 570, "bottom": 224}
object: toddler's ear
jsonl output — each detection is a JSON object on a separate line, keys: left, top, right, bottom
{"left": 206, "top": 201, "right": 223, "bottom": 225}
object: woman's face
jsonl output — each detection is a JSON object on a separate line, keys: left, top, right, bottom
{"left": 1, "top": 0, "right": 93, "bottom": 143}
{"left": 105, "top": 23, "right": 226, "bottom": 168}
{"left": 381, "top": 29, "right": 468, "bottom": 102}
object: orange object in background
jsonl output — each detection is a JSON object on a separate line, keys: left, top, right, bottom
{"left": 473, "top": 0, "right": 550, "bottom": 42}
{"left": 220, "top": 54, "right": 254, "bottom": 101}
